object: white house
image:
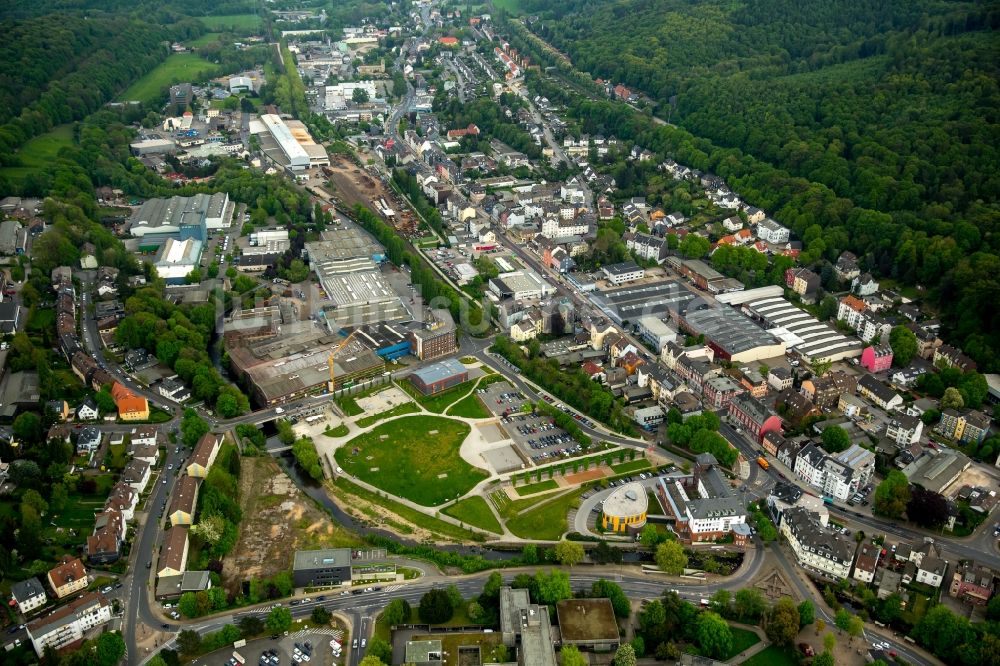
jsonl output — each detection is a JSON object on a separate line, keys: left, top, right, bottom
{"left": 122, "top": 459, "right": 151, "bottom": 494}
{"left": 886, "top": 414, "right": 923, "bottom": 446}
{"left": 916, "top": 556, "right": 947, "bottom": 588}
{"left": 756, "top": 218, "right": 790, "bottom": 244}
{"left": 26, "top": 592, "right": 111, "bottom": 656}
{"left": 11, "top": 577, "right": 48, "bottom": 615}
{"left": 76, "top": 398, "right": 99, "bottom": 421}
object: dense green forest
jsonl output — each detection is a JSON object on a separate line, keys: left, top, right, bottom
{"left": 503, "top": 0, "right": 1000, "bottom": 370}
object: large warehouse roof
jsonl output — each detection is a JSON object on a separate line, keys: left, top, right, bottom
{"left": 742, "top": 296, "right": 862, "bottom": 362}
{"left": 260, "top": 113, "right": 310, "bottom": 167}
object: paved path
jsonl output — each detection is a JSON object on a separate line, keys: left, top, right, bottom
{"left": 725, "top": 622, "right": 769, "bottom": 664}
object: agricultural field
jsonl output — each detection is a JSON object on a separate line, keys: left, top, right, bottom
{"left": 333, "top": 415, "right": 486, "bottom": 506}
{"left": 118, "top": 53, "right": 218, "bottom": 104}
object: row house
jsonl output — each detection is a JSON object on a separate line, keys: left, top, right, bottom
{"left": 949, "top": 562, "right": 996, "bottom": 606}
{"left": 702, "top": 375, "right": 743, "bottom": 410}
{"left": 728, "top": 393, "right": 783, "bottom": 443}
{"left": 858, "top": 374, "right": 903, "bottom": 411}
{"left": 933, "top": 344, "right": 977, "bottom": 372}
{"left": 738, "top": 370, "right": 767, "bottom": 398}
{"left": 762, "top": 431, "right": 786, "bottom": 457}
{"left": 799, "top": 371, "right": 857, "bottom": 409}
{"left": 793, "top": 443, "right": 874, "bottom": 501}
{"left": 768, "top": 367, "right": 793, "bottom": 392}
{"left": 853, "top": 542, "right": 882, "bottom": 583}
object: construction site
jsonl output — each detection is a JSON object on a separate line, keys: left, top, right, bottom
{"left": 321, "top": 154, "right": 419, "bottom": 237}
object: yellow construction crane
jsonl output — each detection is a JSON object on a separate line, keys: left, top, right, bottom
{"left": 327, "top": 330, "right": 360, "bottom": 392}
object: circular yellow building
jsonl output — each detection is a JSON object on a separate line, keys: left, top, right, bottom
{"left": 601, "top": 482, "right": 648, "bottom": 534}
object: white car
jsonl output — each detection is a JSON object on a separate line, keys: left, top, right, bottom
{"left": 275, "top": 407, "right": 285, "bottom": 414}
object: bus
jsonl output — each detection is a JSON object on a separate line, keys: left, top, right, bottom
{"left": 756, "top": 456, "right": 769, "bottom": 470}
{"left": 822, "top": 496, "right": 835, "bottom": 505}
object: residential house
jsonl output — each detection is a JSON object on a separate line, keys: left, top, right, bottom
{"left": 728, "top": 393, "right": 783, "bottom": 443}
{"left": 46, "top": 400, "right": 70, "bottom": 422}
{"left": 936, "top": 409, "right": 991, "bottom": 445}
{"left": 794, "top": 443, "right": 874, "bottom": 502}
{"left": 76, "top": 426, "right": 101, "bottom": 454}
{"left": 775, "top": 388, "right": 821, "bottom": 425}
{"left": 111, "top": 382, "right": 149, "bottom": 421}
{"left": 130, "top": 425, "right": 159, "bottom": 448}
{"left": 800, "top": 371, "right": 856, "bottom": 409}
{"left": 77, "top": 397, "right": 99, "bottom": 421}
{"left": 158, "top": 526, "right": 190, "bottom": 577}
{"left": 786, "top": 268, "right": 820, "bottom": 298}
{"left": 11, "top": 577, "right": 48, "bottom": 615}
{"left": 738, "top": 370, "right": 767, "bottom": 398}
{"left": 835, "top": 252, "right": 861, "bottom": 281}
{"left": 861, "top": 345, "right": 893, "bottom": 373}
{"left": 780, "top": 506, "right": 854, "bottom": 579}
{"left": 767, "top": 367, "right": 793, "bottom": 392}
{"left": 762, "top": 431, "right": 786, "bottom": 457}
{"left": 886, "top": 414, "right": 923, "bottom": 446}
{"left": 949, "top": 562, "right": 996, "bottom": 606}
{"left": 105, "top": 482, "right": 137, "bottom": 523}
{"left": 858, "top": 375, "right": 903, "bottom": 411}
{"left": 702, "top": 375, "right": 743, "bottom": 410}
{"left": 187, "top": 433, "right": 221, "bottom": 479}
{"left": 168, "top": 475, "right": 200, "bottom": 526}
{"left": 756, "top": 218, "right": 790, "bottom": 244}
{"left": 852, "top": 274, "right": 879, "bottom": 296}
{"left": 47, "top": 555, "right": 88, "bottom": 599}
{"left": 25, "top": 592, "right": 111, "bottom": 657}
{"left": 853, "top": 542, "right": 881, "bottom": 583}
{"left": 122, "top": 459, "right": 151, "bottom": 494}
{"left": 916, "top": 556, "right": 947, "bottom": 588}
{"left": 933, "top": 345, "right": 977, "bottom": 372}
{"left": 86, "top": 509, "right": 124, "bottom": 564}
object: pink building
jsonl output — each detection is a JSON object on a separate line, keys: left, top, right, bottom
{"left": 728, "top": 393, "right": 783, "bottom": 443}
{"left": 861, "top": 344, "right": 893, "bottom": 373}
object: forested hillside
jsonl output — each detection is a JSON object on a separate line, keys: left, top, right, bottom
{"left": 508, "top": 0, "right": 1000, "bottom": 370}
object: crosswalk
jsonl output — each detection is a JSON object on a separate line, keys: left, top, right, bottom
{"left": 288, "top": 627, "right": 345, "bottom": 640}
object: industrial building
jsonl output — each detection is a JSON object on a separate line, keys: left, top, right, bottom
{"left": 153, "top": 237, "right": 203, "bottom": 283}
{"left": 555, "top": 599, "right": 621, "bottom": 653}
{"left": 129, "top": 138, "right": 177, "bottom": 156}
{"left": 127, "top": 192, "right": 233, "bottom": 251}
{"left": 489, "top": 270, "right": 555, "bottom": 301}
{"left": 250, "top": 113, "right": 329, "bottom": 171}
{"left": 740, "top": 294, "right": 863, "bottom": 363}
{"left": 408, "top": 358, "right": 468, "bottom": 395}
{"left": 352, "top": 322, "right": 412, "bottom": 360}
{"left": 228, "top": 323, "right": 386, "bottom": 405}
{"left": 292, "top": 548, "right": 352, "bottom": 588}
{"left": 590, "top": 279, "right": 695, "bottom": 326}
{"left": 675, "top": 300, "right": 785, "bottom": 362}
{"left": 407, "top": 309, "right": 457, "bottom": 360}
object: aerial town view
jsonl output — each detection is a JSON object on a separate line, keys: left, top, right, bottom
{"left": 0, "top": 1, "right": 998, "bottom": 666}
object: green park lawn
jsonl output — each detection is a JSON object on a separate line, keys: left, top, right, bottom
{"left": 442, "top": 496, "right": 502, "bottom": 534}
{"left": 513, "top": 479, "right": 559, "bottom": 496}
{"left": 722, "top": 626, "right": 762, "bottom": 660}
{"left": 506, "top": 488, "right": 583, "bottom": 540}
{"left": 118, "top": 53, "right": 218, "bottom": 104}
{"left": 333, "top": 416, "right": 486, "bottom": 506}
{"left": 0, "top": 124, "right": 74, "bottom": 182}
{"left": 445, "top": 393, "right": 491, "bottom": 419}
{"left": 199, "top": 14, "right": 262, "bottom": 31}
{"left": 324, "top": 424, "right": 350, "bottom": 437}
{"left": 610, "top": 458, "right": 652, "bottom": 475}
{"left": 741, "top": 644, "right": 797, "bottom": 666}
{"left": 399, "top": 378, "right": 478, "bottom": 413}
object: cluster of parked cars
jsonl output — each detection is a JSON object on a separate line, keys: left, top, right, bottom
{"left": 488, "top": 390, "right": 524, "bottom": 405}
{"left": 291, "top": 642, "right": 313, "bottom": 663}
{"left": 258, "top": 648, "right": 279, "bottom": 666}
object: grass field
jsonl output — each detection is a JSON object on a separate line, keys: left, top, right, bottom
{"left": 324, "top": 424, "right": 349, "bottom": 437}
{"left": 334, "top": 416, "right": 485, "bottom": 506}
{"left": 489, "top": 0, "right": 525, "bottom": 16}
{"left": 442, "top": 496, "right": 502, "bottom": 534}
{"left": 118, "top": 53, "right": 218, "bottom": 104}
{"left": 199, "top": 14, "right": 261, "bottom": 31}
{"left": 506, "top": 488, "right": 583, "bottom": 540}
{"left": 610, "top": 458, "right": 651, "bottom": 475}
{"left": 741, "top": 644, "right": 797, "bottom": 666}
{"left": 356, "top": 402, "right": 420, "bottom": 428}
{"left": 445, "top": 393, "right": 491, "bottom": 419}
{"left": 398, "top": 378, "right": 478, "bottom": 413}
{"left": 186, "top": 32, "right": 224, "bottom": 47}
{"left": 331, "top": 476, "right": 484, "bottom": 543}
{"left": 722, "top": 627, "right": 762, "bottom": 660}
{"left": 514, "top": 479, "right": 558, "bottom": 496}
{"left": 0, "top": 124, "right": 74, "bottom": 182}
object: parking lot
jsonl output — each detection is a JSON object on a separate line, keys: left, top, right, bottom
{"left": 477, "top": 381, "right": 582, "bottom": 465}
{"left": 190, "top": 630, "right": 345, "bottom": 666}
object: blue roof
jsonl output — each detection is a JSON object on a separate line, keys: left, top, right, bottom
{"left": 410, "top": 358, "right": 466, "bottom": 384}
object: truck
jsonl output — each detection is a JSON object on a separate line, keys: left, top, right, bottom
{"left": 756, "top": 456, "right": 769, "bottom": 470}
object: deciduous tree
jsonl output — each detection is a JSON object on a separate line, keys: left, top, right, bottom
{"left": 765, "top": 597, "right": 800, "bottom": 645}
{"left": 555, "top": 540, "right": 585, "bottom": 567}
{"left": 696, "top": 612, "right": 733, "bottom": 660}
{"left": 654, "top": 540, "right": 687, "bottom": 575}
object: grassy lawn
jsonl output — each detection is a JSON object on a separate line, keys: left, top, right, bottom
{"left": 722, "top": 626, "right": 762, "bottom": 660}
{"left": 506, "top": 488, "right": 583, "bottom": 540}
{"left": 412, "top": 631, "right": 505, "bottom": 666}
{"left": 324, "top": 424, "right": 350, "bottom": 437}
{"left": 514, "top": 479, "right": 558, "bottom": 496}
{"left": 398, "top": 378, "right": 478, "bottom": 413}
{"left": 459, "top": 356, "right": 478, "bottom": 364}
{"left": 330, "top": 476, "right": 484, "bottom": 543}
{"left": 610, "top": 458, "right": 651, "bottom": 474}
{"left": 356, "top": 402, "right": 420, "bottom": 428}
{"left": 333, "top": 415, "right": 486, "bottom": 506}
{"left": 118, "top": 53, "right": 218, "bottom": 104}
{"left": 442, "top": 496, "right": 502, "bottom": 534}
{"left": 445, "top": 393, "right": 491, "bottom": 419}
{"left": 742, "top": 644, "right": 797, "bottom": 666}
{"left": 108, "top": 443, "right": 127, "bottom": 471}
{"left": 199, "top": 14, "right": 262, "bottom": 31}
{"left": 0, "top": 124, "right": 73, "bottom": 182}
{"left": 186, "top": 32, "right": 224, "bottom": 47}
{"left": 490, "top": 0, "right": 525, "bottom": 16}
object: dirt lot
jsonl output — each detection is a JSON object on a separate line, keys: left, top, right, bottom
{"left": 323, "top": 155, "right": 418, "bottom": 236}
{"left": 222, "top": 456, "right": 360, "bottom": 590}
{"left": 563, "top": 468, "right": 606, "bottom": 485}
